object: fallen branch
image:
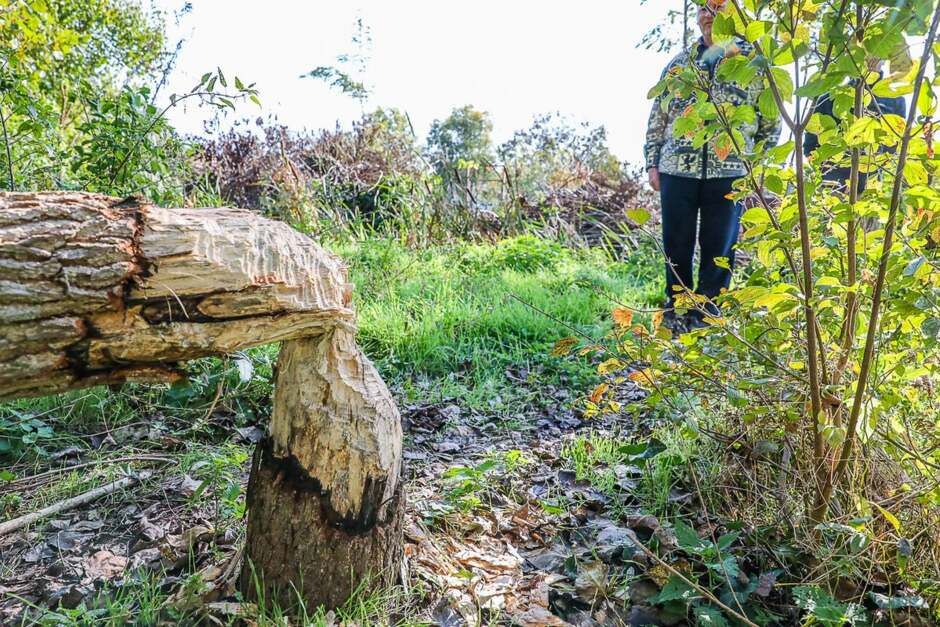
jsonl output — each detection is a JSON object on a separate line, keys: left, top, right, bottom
{"left": 0, "top": 455, "right": 171, "bottom": 492}
{"left": 0, "top": 471, "right": 151, "bottom": 536}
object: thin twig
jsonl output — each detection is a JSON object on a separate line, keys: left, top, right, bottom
{"left": 634, "top": 541, "right": 760, "bottom": 627}
{"left": 0, "top": 471, "right": 152, "bottom": 536}
{"left": 0, "top": 455, "right": 172, "bottom": 491}
{"left": 0, "top": 94, "right": 15, "bottom": 190}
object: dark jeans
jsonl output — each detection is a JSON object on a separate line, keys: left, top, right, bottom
{"left": 660, "top": 173, "right": 742, "bottom": 309}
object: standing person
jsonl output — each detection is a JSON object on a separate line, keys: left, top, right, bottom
{"left": 644, "top": 0, "right": 780, "bottom": 328}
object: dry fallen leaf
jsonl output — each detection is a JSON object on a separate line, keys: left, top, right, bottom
{"left": 83, "top": 550, "right": 127, "bottom": 581}
{"left": 574, "top": 561, "right": 609, "bottom": 605}
{"left": 513, "top": 605, "right": 570, "bottom": 626}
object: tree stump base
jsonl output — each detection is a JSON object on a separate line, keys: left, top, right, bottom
{"left": 241, "top": 440, "right": 405, "bottom": 610}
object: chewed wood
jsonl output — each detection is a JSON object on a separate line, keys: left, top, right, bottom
{"left": 0, "top": 191, "right": 354, "bottom": 399}
{"left": 0, "top": 191, "right": 405, "bottom": 610}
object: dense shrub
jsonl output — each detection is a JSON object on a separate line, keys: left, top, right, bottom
{"left": 193, "top": 110, "right": 657, "bottom": 245}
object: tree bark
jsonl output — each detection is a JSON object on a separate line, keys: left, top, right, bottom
{"left": 0, "top": 191, "right": 404, "bottom": 610}
{"left": 241, "top": 330, "right": 404, "bottom": 610}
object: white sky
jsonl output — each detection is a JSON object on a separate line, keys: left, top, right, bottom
{"left": 154, "top": 0, "right": 677, "bottom": 167}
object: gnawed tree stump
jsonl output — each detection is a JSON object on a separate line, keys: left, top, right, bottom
{"left": 0, "top": 191, "right": 404, "bottom": 610}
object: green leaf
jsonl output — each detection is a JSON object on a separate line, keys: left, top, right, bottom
{"left": 694, "top": 604, "right": 730, "bottom": 626}
{"left": 674, "top": 520, "right": 706, "bottom": 550}
{"left": 627, "top": 208, "right": 651, "bottom": 225}
{"left": 765, "top": 173, "right": 784, "bottom": 194}
{"left": 0, "top": 470, "right": 14, "bottom": 482}
{"left": 731, "top": 105, "right": 756, "bottom": 125}
{"left": 745, "top": 21, "right": 766, "bottom": 43}
{"left": 904, "top": 257, "right": 926, "bottom": 277}
{"left": 796, "top": 72, "right": 844, "bottom": 97}
{"left": 741, "top": 207, "right": 770, "bottom": 224}
{"left": 758, "top": 88, "right": 779, "bottom": 118}
{"left": 794, "top": 586, "right": 868, "bottom": 626}
{"left": 716, "top": 532, "right": 739, "bottom": 551}
{"left": 816, "top": 276, "right": 843, "bottom": 288}
{"left": 619, "top": 439, "right": 666, "bottom": 465}
{"left": 864, "top": 20, "right": 906, "bottom": 60}
{"left": 712, "top": 13, "right": 737, "bottom": 42}
{"left": 708, "top": 555, "right": 740, "bottom": 580}
{"left": 769, "top": 68, "right": 794, "bottom": 102}
{"left": 766, "top": 140, "right": 794, "bottom": 162}
{"left": 872, "top": 502, "right": 902, "bottom": 532}
{"left": 652, "top": 575, "right": 696, "bottom": 604}
{"left": 903, "top": 161, "right": 929, "bottom": 185}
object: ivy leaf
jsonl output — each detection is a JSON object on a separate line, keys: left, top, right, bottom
{"left": 694, "top": 604, "right": 730, "bottom": 626}
{"left": 651, "top": 575, "right": 696, "bottom": 604}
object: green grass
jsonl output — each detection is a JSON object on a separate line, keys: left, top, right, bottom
{"left": 561, "top": 425, "right": 721, "bottom": 522}
{"left": 335, "top": 235, "right": 661, "bottom": 409}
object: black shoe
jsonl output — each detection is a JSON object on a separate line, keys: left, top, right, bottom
{"left": 662, "top": 309, "right": 683, "bottom": 331}
{"left": 685, "top": 313, "right": 708, "bottom": 330}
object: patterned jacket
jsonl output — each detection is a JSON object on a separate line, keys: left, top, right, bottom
{"left": 644, "top": 38, "right": 781, "bottom": 180}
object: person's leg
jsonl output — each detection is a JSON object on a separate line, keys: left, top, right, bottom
{"left": 696, "top": 177, "right": 742, "bottom": 314}
{"left": 659, "top": 173, "right": 700, "bottom": 308}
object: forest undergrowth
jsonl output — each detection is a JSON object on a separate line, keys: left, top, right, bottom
{"left": 2, "top": 0, "right": 940, "bottom": 624}
{"left": 3, "top": 233, "right": 937, "bottom": 626}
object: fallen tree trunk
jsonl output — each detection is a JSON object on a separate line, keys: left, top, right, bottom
{"left": 0, "top": 191, "right": 404, "bottom": 610}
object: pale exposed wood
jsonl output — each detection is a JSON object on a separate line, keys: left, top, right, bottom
{"left": 269, "top": 328, "right": 401, "bottom": 524}
{"left": 0, "top": 191, "right": 404, "bottom": 610}
{"left": 0, "top": 191, "right": 354, "bottom": 400}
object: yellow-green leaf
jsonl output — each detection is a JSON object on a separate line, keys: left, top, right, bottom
{"left": 626, "top": 208, "right": 651, "bottom": 225}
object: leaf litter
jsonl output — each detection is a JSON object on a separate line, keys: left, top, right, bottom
{"left": 3, "top": 370, "right": 926, "bottom": 625}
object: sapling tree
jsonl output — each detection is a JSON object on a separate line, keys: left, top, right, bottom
{"left": 595, "top": 0, "right": 940, "bottom": 539}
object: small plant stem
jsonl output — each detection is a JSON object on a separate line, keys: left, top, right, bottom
{"left": 0, "top": 96, "right": 14, "bottom": 190}
{"left": 107, "top": 90, "right": 243, "bottom": 191}
{"left": 833, "top": 3, "right": 866, "bottom": 389}
{"left": 686, "top": 459, "right": 748, "bottom": 618}
{"left": 812, "top": 0, "right": 940, "bottom": 525}
{"left": 793, "top": 126, "right": 826, "bottom": 481}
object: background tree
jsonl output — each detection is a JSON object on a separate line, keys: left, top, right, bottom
{"left": 426, "top": 105, "right": 496, "bottom": 210}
